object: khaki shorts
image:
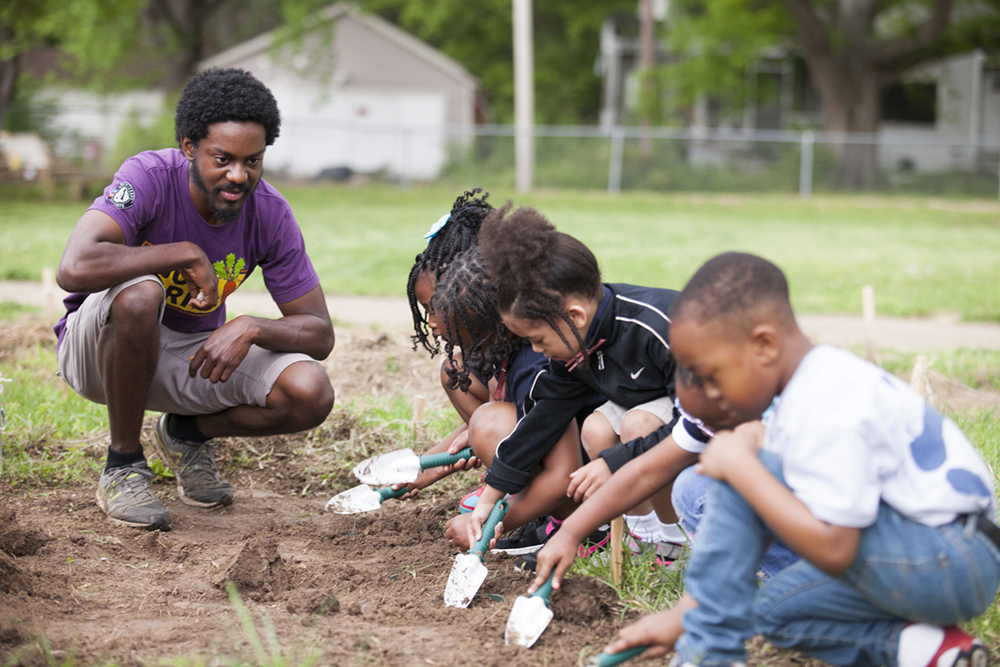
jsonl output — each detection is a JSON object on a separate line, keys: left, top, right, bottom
{"left": 57, "top": 275, "right": 313, "bottom": 416}
{"left": 595, "top": 395, "right": 675, "bottom": 435}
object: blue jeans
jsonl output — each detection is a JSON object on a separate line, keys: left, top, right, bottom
{"left": 675, "top": 451, "right": 1000, "bottom": 667}
{"left": 672, "top": 464, "right": 799, "bottom": 579}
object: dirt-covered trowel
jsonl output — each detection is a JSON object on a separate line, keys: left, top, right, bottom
{"left": 353, "top": 447, "right": 474, "bottom": 486}
{"left": 504, "top": 571, "right": 555, "bottom": 647}
{"left": 443, "top": 499, "right": 509, "bottom": 608}
{"left": 324, "top": 484, "right": 409, "bottom": 514}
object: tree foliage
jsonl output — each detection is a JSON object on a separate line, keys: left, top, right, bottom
{"left": 359, "top": 0, "right": 635, "bottom": 124}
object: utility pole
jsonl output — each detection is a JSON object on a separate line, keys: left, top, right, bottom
{"left": 513, "top": 0, "right": 534, "bottom": 193}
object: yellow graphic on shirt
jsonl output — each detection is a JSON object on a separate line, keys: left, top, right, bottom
{"left": 152, "top": 246, "right": 248, "bottom": 315}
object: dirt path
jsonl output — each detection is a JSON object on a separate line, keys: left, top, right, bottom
{"left": 2, "top": 280, "right": 1000, "bottom": 351}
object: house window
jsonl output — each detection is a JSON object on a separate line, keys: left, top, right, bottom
{"left": 881, "top": 82, "right": 936, "bottom": 124}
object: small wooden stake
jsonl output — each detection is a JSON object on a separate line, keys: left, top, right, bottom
{"left": 610, "top": 516, "right": 625, "bottom": 586}
{"left": 41, "top": 266, "right": 56, "bottom": 324}
{"left": 910, "top": 355, "right": 930, "bottom": 400}
{"left": 411, "top": 394, "right": 426, "bottom": 438}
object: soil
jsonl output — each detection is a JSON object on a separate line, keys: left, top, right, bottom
{"left": 1, "top": 313, "right": 999, "bottom": 666}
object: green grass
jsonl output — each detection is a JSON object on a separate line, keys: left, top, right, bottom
{"left": 3, "top": 185, "right": 999, "bottom": 320}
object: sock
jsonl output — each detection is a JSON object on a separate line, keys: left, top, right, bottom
{"left": 623, "top": 511, "right": 661, "bottom": 541}
{"left": 167, "top": 413, "right": 209, "bottom": 444}
{"left": 898, "top": 624, "right": 945, "bottom": 667}
{"left": 105, "top": 446, "right": 146, "bottom": 471}
{"left": 624, "top": 513, "right": 689, "bottom": 544}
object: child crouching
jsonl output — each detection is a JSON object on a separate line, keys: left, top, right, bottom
{"left": 605, "top": 252, "right": 999, "bottom": 667}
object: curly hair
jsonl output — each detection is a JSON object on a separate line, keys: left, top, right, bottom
{"left": 432, "top": 248, "right": 521, "bottom": 392}
{"left": 174, "top": 68, "right": 281, "bottom": 146}
{"left": 478, "top": 203, "right": 603, "bottom": 366}
{"left": 406, "top": 188, "right": 492, "bottom": 355}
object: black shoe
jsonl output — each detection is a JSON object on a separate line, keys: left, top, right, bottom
{"left": 491, "top": 515, "right": 559, "bottom": 555}
{"left": 515, "top": 551, "right": 538, "bottom": 572}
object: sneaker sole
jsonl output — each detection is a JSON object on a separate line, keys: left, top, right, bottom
{"left": 490, "top": 543, "right": 545, "bottom": 556}
{"left": 95, "top": 487, "right": 170, "bottom": 530}
{"left": 150, "top": 420, "right": 234, "bottom": 509}
{"left": 959, "top": 645, "right": 989, "bottom": 667}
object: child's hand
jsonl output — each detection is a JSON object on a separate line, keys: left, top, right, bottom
{"left": 445, "top": 513, "right": 474, "bottom": 551}
{"left": 446, "top": 430, "right": 481, "bottom": 471}
{"left": 601, "top": 608, "right": 679, "bottom": 661}
{"left": 530, "top": 530, "right": 578, "bottom": 592}
{"left": 567, "top": 459, "right": 612, "bottom": 502}
{"left": 463, "top": 489, "right": 505, "bottom": 550}
{"left": 695, "top": 424, "right": 762, "bottom": 482}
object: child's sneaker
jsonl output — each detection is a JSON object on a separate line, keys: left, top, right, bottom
{"left": 900, "top": 625, "right": 988, "bottom": 667}
{"left": 459, "top": 485, "right": 486, "bottom": 513}
{"left": 515, "top": 551, "right": 538, "bottom": 572}
{"left": 577, "top": 524, "right": 611, "bottom": 557}
{"left": 627, "top": 532, "right": 687, "bottom": 567}
{"left": 492, "top": 515, "right": 560, "bottom": 555}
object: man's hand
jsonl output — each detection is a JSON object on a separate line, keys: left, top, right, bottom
{"left": 695, "top": 420, "right": 764, "bottom": 482}
{"left": 181, "top": 249, "right": 218, "bottom": 311}
{"left": 189, "top": 316, "right": 255, "bottom": 382}
{"left": 567, "top": 458, "right": 612, "bottom": 502}
{"left": 529, "top": 529, "right": 579, "bottom": 592}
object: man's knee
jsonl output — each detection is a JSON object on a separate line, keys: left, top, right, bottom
{"left": 108, "top": 281, "right": 163, "bottom": 332}
{"left": 272, "top": 361, "right": 334, "bottom": 430}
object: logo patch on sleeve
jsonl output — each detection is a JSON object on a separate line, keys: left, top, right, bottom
{"left": 108, "top": 182, "right": 136, "bottom": 210}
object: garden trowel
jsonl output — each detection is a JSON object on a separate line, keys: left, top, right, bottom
{"left": 585, "top": 646, "right": 649, "bottom": 667}
{"left": 353, "top": 447, "right": 474, "bottom": 486}
{"left": 504, "top": 572, "right": 555, "bottom": 647}
{"left": 324, "top": 484, "right": 409, "bottom": 514}
{"left": 443, "top": 499, "right": 508, "bottom": 608}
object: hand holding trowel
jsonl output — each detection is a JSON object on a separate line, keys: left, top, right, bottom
{"left": 443, "top": 499, "right": 508, "bottom": 608}
{"left": 504, "top": 571, "right": 556, "bottom": 647}
{"left": 324, "top": 484, "right": 409, "bottom": 514}
{"left": 353, "top": 446, "right": 475, "bottom": 486}
{"left": 586, "top": 646, "right": 650, "bottom": 666}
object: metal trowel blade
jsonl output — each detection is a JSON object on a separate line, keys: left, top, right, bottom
{"left": 324, "top": 485, "right": 383, "bottom": 514}
{"left": 505, "top": 594, "right": 554, "bottom": 647}
{"left": 352, "top": 448, "right": 421, "bottom": 485}
{"left": 443, "top": 553, "right": 488, "bottom": 608}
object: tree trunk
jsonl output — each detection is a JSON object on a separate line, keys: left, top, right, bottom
{"left": 0, "top": 55, "right": 20, "bottom": 132}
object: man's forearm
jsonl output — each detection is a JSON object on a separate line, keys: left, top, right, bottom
{"left": 240, "top": 314, "right": 335, "bottom": 360}
{"left": 58, "top": 240, "right": 204, "bottom": 294}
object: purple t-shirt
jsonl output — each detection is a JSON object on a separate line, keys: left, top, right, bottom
{"left": 53, "top": 148, "right": 320, "bottom": 342}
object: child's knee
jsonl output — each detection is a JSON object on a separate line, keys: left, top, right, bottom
{"left": 467, "top": 402, "right": 514, "bottom": 465}
{"left": 619, "top": 409, "right": 664, "bottom": 443}
{"left": 580, "top": 412, "right": 616, "bottom": 458}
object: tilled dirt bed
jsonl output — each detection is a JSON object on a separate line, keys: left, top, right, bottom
{"left": 0, "top": 483, "right": 630, "bottom": 666}
{"left": 1, "top": 324, "right": 997, "bottom": 666}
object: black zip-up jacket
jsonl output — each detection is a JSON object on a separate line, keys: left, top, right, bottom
{"left": 485, "top": 283, "right": 680, "bottom": 495}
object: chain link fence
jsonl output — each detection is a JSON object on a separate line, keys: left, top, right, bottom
{"left": 436, "top": 125, "right": 1000, "bottom": 199}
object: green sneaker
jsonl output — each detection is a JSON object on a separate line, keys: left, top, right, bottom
{"left": 151, "top": 414, "right": 234, "bottom": 508}
{"left": 96, "top": 461, "right": 172, "bottom": 529}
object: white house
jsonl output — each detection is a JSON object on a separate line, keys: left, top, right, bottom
{"left": 198, "top": 3, "right": 479, "bottom": 181}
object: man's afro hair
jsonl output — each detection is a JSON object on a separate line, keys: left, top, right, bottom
{"left": 174, "top": 68, "right": 281, "bottom": 147}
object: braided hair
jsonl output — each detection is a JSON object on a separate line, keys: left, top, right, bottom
{"left": 479, "top": 203, "right": 603, "bottom": 367}
{"left": 432, "top": 248, "right": 521, "bottom": 392}
{"left": 406, "top": 188, "right": 492, "bottom": 355}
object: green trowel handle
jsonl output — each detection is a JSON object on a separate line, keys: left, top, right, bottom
{"left": 586, "top": 646, "right": 648, "bottom": 667}
{"left": 529, "top": 572, "right": 555, "bottom": 603}
{"left": 419, "top": 447, "right": 474, "bottom": 470}
{"left": 378, "top": 486, "right": 410, "bottom": 502}
{"left": 470, "top": 499, "right": 509, "bottom": 558}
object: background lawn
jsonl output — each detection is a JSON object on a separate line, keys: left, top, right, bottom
{"left": 2, "top": 185, "right": 999, "bottom": 321}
